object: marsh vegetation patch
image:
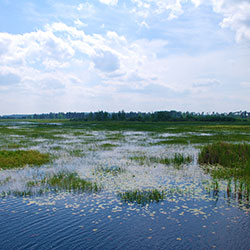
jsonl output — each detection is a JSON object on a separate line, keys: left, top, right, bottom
{"left": 198, "top": 142, "right": 250, "bottom": 180}
{"left": 0, "top": 150, "right": 50, "bottom": 169}
{"left": 42, "top": 172, "right": 100, "bottom": 193}
{"left": 130, "top": 153, "right": 193, "bottom": 167}
{"left": 118, "top": 189, "right": 165, "bottom": 205}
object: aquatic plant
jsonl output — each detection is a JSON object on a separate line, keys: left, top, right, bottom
{"left": 42, "top": 172, "right": 99, "bottom": 192}
{"left": 100, "top": 143, "right": 118, "bottom": 149}
{"left": 118, "top": 189, "right": 165, "bottom": 205}
{"left": 0, "top": 150, "right": 50, "bottom": 169}
{"left": 130, "top": 153, "right": 193, "bottom": 167}
{"left": 68, "top": 149, "right": 85, "bottom": 157}
{"left": 198, "top": 142, "right": 250, "bottom": 167}
{"left": 199, "top": 142, "right": 250, "bottom": 198}
{"left": 171, "top": 153, "right": 193, "bottom": 166}
{"left": 95, "top": 166, "right": 125, "bottom": 176}
{"left": 199, "top": 142, "right": 250, "bottom": 181}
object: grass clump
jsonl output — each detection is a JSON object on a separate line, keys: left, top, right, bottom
{"left": 171, "top": 153, "right": 193, "bottom": 166}
{"left": 199, "top": 142, "right": 250, "bottom": 189}
{"left": 198, "top": 142, "right": 250, "bottom": 167}
{"left": 42, "top": 172, "right": 99, "bottom": 193}
{"left": 100, "top": 143, "right": 118, "bottom": 150}
{"left": 0, "top": 150, "right": 50, "bottom": 169}
{"left": 118, "top": 189, "right": 165, "bottom": 205}
{"left": 95, "top": 166, "right": 125, "bottom": 176}
{"left": 130, "top": 153, "right": 193, "bottom": 167}
{"left": 68, "top": 149, "right": 85, "bottom": 157}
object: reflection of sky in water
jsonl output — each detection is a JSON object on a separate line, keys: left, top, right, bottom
{"left": 0, "top": 192, "right": 249, "bottom": 249}
{"left": 0, "top": 123, "right": 249, "bottom": 249}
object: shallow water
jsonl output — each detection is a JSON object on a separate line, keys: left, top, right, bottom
{"left": 0, "top": 122, "right": 249, "bottom": 249}
{"left": 0, "top": 191, "right": 249, "bottom": 250}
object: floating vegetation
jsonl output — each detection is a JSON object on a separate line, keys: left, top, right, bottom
{"left": 42, "top": 172, "right": 99, "bottom": 193}
{"left": 95, "top": 166, "right": 125, "bottom": 176}
{"left": 0, "top": 150, "right": 50, "bottom": 169}
{"left": 118, "top": 189, "right": 165, "bottom": 205}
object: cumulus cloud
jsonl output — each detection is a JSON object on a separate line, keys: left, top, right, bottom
{"left": 211, "top": 0, "right": 250, "bottom": 42}
{"left": 74, "top": 19, "right": 88, "bottom": 28}
{"left": 129, "top": 0, "right": 250, "bottom": 42}
{"left": 99, "top": 0, "right": 118, "bottom": 6}
{"left": 131, "top": 0, "right": 185, "bottom": 20}
{"left": 93, "top": 50, "right": 120, "bottom": 72}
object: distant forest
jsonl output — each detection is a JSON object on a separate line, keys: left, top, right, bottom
{"left": 1, "top": 110, "right": 250, "bottom": 122}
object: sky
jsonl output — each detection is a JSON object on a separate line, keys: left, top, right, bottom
{"left": 0, "top": 0, "right": 250, "bottom": 114}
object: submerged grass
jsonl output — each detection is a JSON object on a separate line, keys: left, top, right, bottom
{"left": 0, "top": 150, "right": 50, "bottom": 169}
{"left": 119, "top": 189, "right": 165, "bottom": 205}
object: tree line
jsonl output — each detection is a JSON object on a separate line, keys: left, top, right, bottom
{"left": 1, "top": 110, "right": 249, "bottom": 122}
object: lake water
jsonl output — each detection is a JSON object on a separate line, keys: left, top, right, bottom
{"left": 0, "top": 122, "right": 249, "bottom": 249}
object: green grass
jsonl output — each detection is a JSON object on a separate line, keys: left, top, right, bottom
{"left": 199, "top": 142, "right": 250, "bottom": 189}
{"left": 42, "top": 172, "right": 99, "bottom": 192}
{"left": 171, "top": 153, "right": 193, "bottom": 166}
{"left": 95, "top": 166, "right": 125, "bottom": 176}
{"left": 68, "top": 149, "right": 85, "bottom": 157}
{"left": 0, "top": 150, "right": 50, "bottom": 169}
{"left": 198, "top": 142, "right": 250, "bottom": 168}
{"left": 118, "top": 189, "right": 165, "bottom": 205}
{"left": 130, "top": 153, "right": 193, "bottom": 167}
{"left": 2, "top": 143, "right": 22, "bottom": 149}
{"left": 0, "top": 176, "right": 11, "bottom": 185}
{"left": 99, "top": 143, "right": 118, "bottom": 149}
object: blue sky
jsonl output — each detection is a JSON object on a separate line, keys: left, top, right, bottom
{"left": 0, "top": 0, "right": 250, "bottom": 114}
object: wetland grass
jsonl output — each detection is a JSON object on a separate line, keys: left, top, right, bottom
{"left": 199, "top": 142, "right": 250, "bottom": 196}
{"left": 95, "top": 166, "right": 125, "bottom": 176}
{"left": 119, "top": 189, "right": 165, "bottom": 205}
{"left": 68, "top": 149, "right": 85, "bottom": 157}
{"left": 42, "top": 172, "right": 99, "bottom": 192}
{"left": 99, "top": 143, "right": 118, "bottom": 150}
{"left": 198, "top": 142, "right": 250, "bottom": 168}
{"left": 0, "top": 150, "right": 50, "bottom": 169}
{"left": 130, "top": 153, "right": 193, "bottom": 167}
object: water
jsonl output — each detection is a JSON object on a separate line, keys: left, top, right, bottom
{"left": 0, "top": 122, "right": 249, "bottom": 249}
{"left": 0, "top": 192, "right": 249, "bottom": 250}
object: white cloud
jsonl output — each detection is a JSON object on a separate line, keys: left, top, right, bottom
{"left": 0, "top": 13, "right": 250, "bottom": 113}
{"left": 99, "top": 0, "right": 118, "bottom": 6}
{"left": 93, "top": 50, "right": 120, "bottom": 72}
{"left": 211, "top": 0, "right": 250, "bottom": 42}
{"left": 129, "top": 0, "right": 250, "bottom": 42}
{"left": 74, "top": 19, "right": 88, "bottom": 28}
{"left": 131, "top": 0, "right": 185, "bottom": 20}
